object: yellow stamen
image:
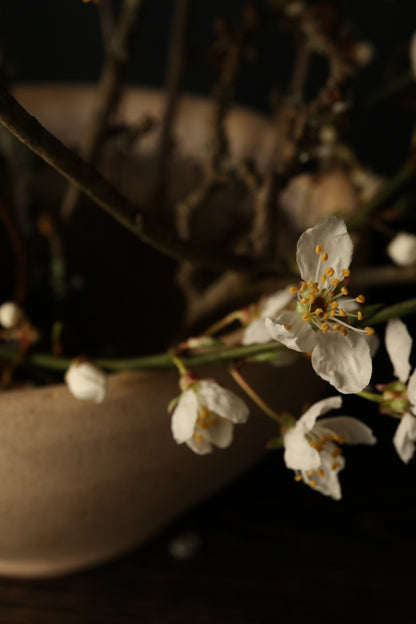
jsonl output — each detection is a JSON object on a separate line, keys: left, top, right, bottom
{"left": 309, "top": 480, "right": 318, "bottom": 487}
{"left": 328, "top": 292, "right": 334, "bottom": 298}
{"left": 307, "top": 469, "right": 314, "bottom": 476}
{"left": 320, "top": 275, "right": 326, "bottom": 283}
{"left": 338, "top": 308, "right": 346, "bottom": 317}
{"left": 342, "top": 269, "right": 351, "bottom": 277}
{"left": 284, "top": 325, "right": 292, "bottom": 331}
{"left": 326, "top": 267, "right": 335, "bottom": 277}
{"left": 300, "top": 282, "right": 308, "bottom": 292}
{"left": 357, "top": 311, "right": 363, "bottom": 321}
{"left": 332, "top": 462, "right": 341, "bottom": 470}
{"left": 330, "top": 310, "right": 336, "bottom": 318}
{"left": 310, "top": 441, "right": 323, "bottom": 452}
{"left": 331, "top": 279, "right": 340, "bottom": 287}
{"left": 333, "top": 324, "right": 341, "bottom": 331}
{"left": 294, "top": 474, "right": 303, "bottom": 482}
{"left": 315, "top": 245, "right": 324, "bottom": 254}
{"left": 331, "top": 447, "right": 342, "bottom": 458}
{"left": 331, "top": 301, "right": 338, "bottom": 309}
{"left": 341, "top": 286, "right": 349, "bottom": 296}
{"left": 365, "top": 326, "right": 375, "bottom": 336}
{"left": 324, "top": 313, "right": 329, "bottom": 320}
{"left": 302, "top": 313, "right": 311, "bottom": 322}
{"left": 321, "top": 322, "right": 329, "bottom": 334}
{"left": 289, "top": 286, "right": 298, "bottom": 295}
{"left": 309, "top": 294, "right": 316, "bottom": 304}
{"left": 340, "top": 327, "right": 348, "bottom": 337}
{"left": 317, "top": 468, "right": 325, "bottom": 478}
{"left": 314, "top": 308, "right": 324, "bottom": 316}
{"left": 194, "top": 434, "right": 203, "bottom": 443}
{"left": 321, "top": 252, "right": 328, "bottom": 262}
{"left": 356, "top": 294, "right": 365, "bottom": 304}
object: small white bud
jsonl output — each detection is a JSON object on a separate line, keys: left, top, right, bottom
{"left": 65, "top": 359, "right": 106, "bottom": 403}
{"left": 387, "top": 232, "right": 416, "bottom": 267}
{"left": 0, "top": 302, "right": 23, "bottom": 329}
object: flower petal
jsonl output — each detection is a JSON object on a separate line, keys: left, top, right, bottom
{"left": 296, "top": 216, "right": 353, "bottom": 282}
{"left": 242, "top": 318, "right": 270, "bottom": 345}
{"left": 393, "top": 412, "right": 416, "bottom": 464}
{"left": 311, "top": 331, "right": 372, "bottom": 393}
{"left": 171, "top": 389, "right": 199, "bottom": 443}
{"left": 319, "top": 416, "right": 376, "bottom": 445}
{"left": 265, "top": 310, "right": 316, "bottom": 353}
{"left": 385, "top": 318, "right": 412, "bottom": 383}
{"left": 298, "top": 396, "right": 342, "bottom": 430}
{"left": 207, "top": 418, "right": 234, "bottom": 449}
{"left": 260, "top": 288, "right": 296, "bottom": 318}
{"left": 284, "top": 427, "right": 321, "bottom": 471}
{"left": 186, "top": 437, "right": 213, "bottom": 455}
{"left": 303, "top": 449, "right": 345, "bottom": 500}
{"left": 196, "top": 380, "right": 249, "bottom": 424}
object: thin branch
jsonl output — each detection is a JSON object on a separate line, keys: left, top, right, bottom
{"left": 61, "top": 0, "right": 144, "bottom": 220}
{"left": 98, "top": 0, "right": 116, "bottom": 51}
{"left": 155, "top": 0, "right": 191, "bottom": 193}
{"left": 0, "top": 87, "right": 278, "bottom": 271}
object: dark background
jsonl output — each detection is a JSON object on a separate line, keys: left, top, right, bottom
{"left": 1, "top": 1, "right": 416, "bottom": 622}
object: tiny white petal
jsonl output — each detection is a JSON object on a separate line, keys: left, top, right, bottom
{"left": 387, "top": 232, "right": 416, "bottom": 267}
{"left": 385, "top": 319, "right": 412, "bottom": 383}
{"left": 407, "top": 367, "right": 416, "bottom": 410}
{"left": 206, "top": 418, "right": 234, "bottom": 448}
{"left": 311, "top": 331, "right": 372, "bottom": 394}
{"left": 298, "top": 396, "right": 342, "bottom": 430}
{"left": 319, "top": 416, "right": 376, "bottom": 445}
{"left": 284, "top": 427, "right": 321, "bottom": 471}
{"left": 171, "top": 389, "right": 199, "bottom": 443}
{"left": 393, "top": 412, "right": 416, "bottom": 464}
{"left": 65, "top": 360, "right": 106, "bottom": 403}
{"left": 241, "top": 318, "right": 270, "bottom": 345}
{"left": 296, "top": 216, "right": 353, "bottom": 282}
{"left": 196, "top": 380, "right": 249, "bottom": 424}
{"left": 266, "top": 311, "right": 316, "bottom": 353}
{"left": 260, "top": 289, "right": 295, "bottom": 318}
{"left": 0, "top": 302, "right": 23, "bottom": 329}
{"left": 186, "top": 436, "right": 213, "bottom": 455}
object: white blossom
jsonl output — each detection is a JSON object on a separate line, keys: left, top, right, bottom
{"left": 171, "top": 379, "right": 249, "bottom": 455}
{"left": 266, "top": 216, "right": 373, "bottom": 393}
{"left": 387, "top": 232, "right": 416, "bottom": 267}
{"left": 0, "top": 302, "right": 23, "bottom": 329}
{"left": 242, "top": 289, "right": 295, "bottom": 346}
{"left": 65, "top": 359, "right": 106, "bottom": 403}
{"left": 284, "top": 396, "right": 376, "bottom": 499}
{"left": 385, "top": 319, "right": 416, "bottom": 463}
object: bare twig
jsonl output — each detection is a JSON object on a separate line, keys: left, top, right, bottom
{"left": 176, "top": 4, "right": 258, "bottom": 240}
{"left": 0, "top": 87, "right": 279, "bottom": 271}
{"left": 61, "top": 0, "right": 144, "bottom": 220}
{"left": 98, "top": 0, "right": 116, "bottom": 51}
{"left": 155, "top": 0, "right": 191, "bottom": 194}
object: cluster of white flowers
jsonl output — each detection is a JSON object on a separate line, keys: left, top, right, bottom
{"left": 62, "top": 215, "right": 415, "bottom": 502}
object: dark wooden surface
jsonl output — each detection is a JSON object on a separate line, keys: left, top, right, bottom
{"left": 0, "top": 431, "right": 415, "bottom": 624}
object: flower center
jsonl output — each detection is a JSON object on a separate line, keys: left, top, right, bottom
{"left": 294, "top": 430, "right": 345, "bottom": 487}
{"left": 193, "top": 406, "right": 219, "bottom": 443}
{"left": 288, "top": 243, "right": 374, "bottom": 338}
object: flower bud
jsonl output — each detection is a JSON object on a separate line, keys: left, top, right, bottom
{"left": 0, "top": 302, "right": 23, "bottom": 329}
{"left": 65, "top": 359, "right": 106, "bottom": 403}
{"left": 387, "top": 232, "right": 416, "bottom": 267}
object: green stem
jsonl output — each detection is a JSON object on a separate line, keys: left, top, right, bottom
{"left": 0, "top": 341, "right": 286, "bottom": 373}
{"left": 347, "top": 161, "right": 415, "bottom": 230}
{"left": 171, "top": 353, "right": 188, "bottom": 376}
{"left": 356, "top": 390, "right": 383, "bottom": 404}
{"left": 362, "top": 297, "right": 416, "bottom": 326}
{"left": 229, "top": 364, "right": 287, "bottom": 425}
{"left": 203, "top": 310, "right": 244, "bottom": 337}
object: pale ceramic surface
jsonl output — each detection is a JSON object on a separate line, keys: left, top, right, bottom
{"left": 0, "top": 361, "right": 323, "bottom": 578}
